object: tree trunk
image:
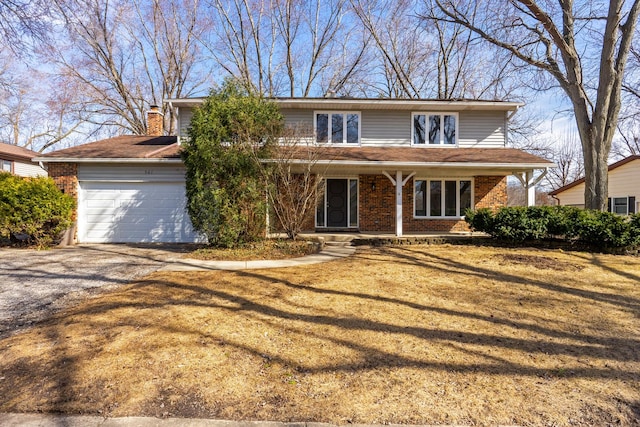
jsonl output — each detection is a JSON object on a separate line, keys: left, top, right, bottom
{"left": 580, "top": 128, "right": 610, "bottom": 211}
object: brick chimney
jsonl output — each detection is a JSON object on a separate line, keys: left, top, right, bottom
{"left": 147, "top": 105, "right": 164, "bottom": 136}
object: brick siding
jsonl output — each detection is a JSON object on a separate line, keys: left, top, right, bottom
{"left": 47, "top": 162, "right": 78, "bottom": 220}
{"left": 359, "top": 174, "right": 395, "bottom": 232}
{"left": 474, "top": 176, "right": 507, "bottom": 210}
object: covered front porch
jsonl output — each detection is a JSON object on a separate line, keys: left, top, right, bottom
{"left": 287, "top": 145, "right": 555, "bottom": 237}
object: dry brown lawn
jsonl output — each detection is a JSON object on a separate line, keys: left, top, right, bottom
{"left": 1, "top": 244, "right": 639, "bottom": 426}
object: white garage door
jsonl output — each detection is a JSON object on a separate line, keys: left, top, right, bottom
{"left": 79, "top": 181, "right": 200, "bottom": 243}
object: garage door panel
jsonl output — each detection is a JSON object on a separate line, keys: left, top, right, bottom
{"left": 85, "top": 214, "right": 116, "bottom": 224}
{"left": 86, "top": 199, "right": 116, "bottom": 208}
{"left": 79, "top": 180, "right": 202, "bottom": 243}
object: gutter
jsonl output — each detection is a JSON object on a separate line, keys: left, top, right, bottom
{"left": 33, "top": 157, "right": 184, "bottom": 164}
{"left": 165, "top": 97, "right": 525, "bottom": 111}
{"left": 261, "top": 159, "right": 555, "bottom": 169}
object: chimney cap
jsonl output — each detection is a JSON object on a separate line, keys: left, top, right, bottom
{"left": 149, "top": 104, "right": 160, "bottom": 111}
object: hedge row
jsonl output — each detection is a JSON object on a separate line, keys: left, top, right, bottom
{"left": 465, "top": 206, "right": 640, "bottom": 248}
{"left": 0, "top": 172, "right": 75, "bottom": 248}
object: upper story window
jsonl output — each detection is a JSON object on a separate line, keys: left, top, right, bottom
{"left": 412, "top": 113, "right": 457, "bottom": 146}
{"left": 1, "top": 160, "right": 11, "bottom": 173}
{"left": 315, "top": 112, "right": 360, "bottom": 144}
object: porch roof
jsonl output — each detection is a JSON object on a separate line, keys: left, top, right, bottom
{"left": 276, "top": 146, "right": 554, "bottom": 171}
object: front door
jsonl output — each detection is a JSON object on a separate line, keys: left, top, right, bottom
{"left": 326, "top": 179, "right": 348, "bottom": 227}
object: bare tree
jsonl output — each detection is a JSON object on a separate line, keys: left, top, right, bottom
{"left": 0, "top": 0, "right": 52, "bottom": 52}
{"left": 545, "top": 132, "right": 585, "bottom": 189}
{"left": 615, "top": 37, "right": 640, "bottom": 158}
{"left": 0, "top": 50, "right": 87, "bottom": 151}
{"left": 350, "top": 0, "right": 431, "bottom": 97}
{"left": 350, "top": 0, "right": 526, "bottom": 99}
{"left": 613, "top": 118, "right": 640, "bottom": 158}
{"left": 205, "top": 0, "right": 367, "bottom": 97}
{"left": 426, "top": 0, "right": 640, "bottom": 210}
{"left": 49, "top": 0, "right": 210, "bottom": 136}
{"left": 257, "top": 126, "right": 325, "bottom": 240}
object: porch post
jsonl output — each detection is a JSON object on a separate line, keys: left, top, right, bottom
{"left": 525, "top": 171, "right": 536, "bottom": 207}
{"left": 396, "top": 170, "right": 403, "bottom": 237}
{"left": 514, "top": 169, "right": 548, "bottom": 207}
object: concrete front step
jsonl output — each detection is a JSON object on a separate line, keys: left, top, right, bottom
{"left": 324, "top": 240, "right": 354, "bottom": 247}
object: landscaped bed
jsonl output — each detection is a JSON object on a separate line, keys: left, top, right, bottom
{"left": 188, "top": 239, "right": 319, "bottom": 261}
{"left": 0, "top": 244, "right": 639, "bottom": 425}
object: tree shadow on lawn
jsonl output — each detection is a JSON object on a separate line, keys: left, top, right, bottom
{"left": 370, "top": 245, "right": 640, "bottom": 314}
{"left": 0, "top": 246, "right": 639, "bottom": 422}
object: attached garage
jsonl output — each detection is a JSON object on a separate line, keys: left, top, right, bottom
{"left": 34, "top": 132, "right": 210, "bottom": 244}
{"left": 77, "top": 164, "right": 201, "bottom": 243}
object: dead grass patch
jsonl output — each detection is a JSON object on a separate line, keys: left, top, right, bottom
{"left": 188, "top": 239, "right": 318, "bottom": 261}
{"left": 1, "top": 245, "right": 639, "bottom": 425}
{"left": 494, "top": 252, "right": 585, "bottom": 271}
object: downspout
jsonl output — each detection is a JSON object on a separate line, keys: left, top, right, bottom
{"left": 505, "top": 106, "right": 519, "bottom": 147}
{"left": 168, "top": 102, "right": 180, "bottom": 145}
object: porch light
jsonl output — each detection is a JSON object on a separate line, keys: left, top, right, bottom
{"left": 371, "top": 182, "right": 376, "bottom": 191}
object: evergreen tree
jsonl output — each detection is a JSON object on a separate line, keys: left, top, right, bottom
{"left": 181, "top": 80, "right": 283, "bottom": 247}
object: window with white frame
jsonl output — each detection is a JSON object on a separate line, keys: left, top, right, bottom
{"left": 608, "top": 196, "right": 636, "bottom": 215}
{"left": 414, "top": 179, "right": 472, "bottom": 217}
{"left": 315, "top": 112, "right": 360, "bottom": 144}
{"left": 412, "top": 113, "right": 457, "bottom": 145}
{"left": 1, "top": 160, "right": 11, "bottom": 173}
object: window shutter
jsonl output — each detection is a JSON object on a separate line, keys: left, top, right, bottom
{"left": 629, "top": 197, "right": 636, "bottom": 214}
{"left": 608, "top": 197, "right": 612, "bottom": 212}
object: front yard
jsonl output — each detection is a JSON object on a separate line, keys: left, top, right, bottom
{"left": 0, "top": 244, "right": 639, "bottom": 425}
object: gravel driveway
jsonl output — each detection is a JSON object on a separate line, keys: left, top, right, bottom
{"left": 0, "top": 244, "right": 193, "bottom": 338}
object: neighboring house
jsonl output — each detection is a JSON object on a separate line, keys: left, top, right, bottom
{"left": 549, "top": 155, "right": 639, "bottom": 215}
{"left": 0, "top": 142, "right": 47, "bottom": 177}
{"left": 35, "top": 100, "right": 553, "bottom": 244}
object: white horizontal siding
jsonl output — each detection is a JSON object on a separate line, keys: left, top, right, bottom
{"left": 282, "top": 108, "right": 506, "bottom": 147}
{"left": 556, "top": 184, "right": 585, "bottom": 206}
{"left": 13, "top": 161, "right": 47, "bottom": 177}
{"left": 458, "top": 111, "right": 505, "bottom": 148}
{"left": 281, "top": 108, "right": 312, "bottom": 128}
{"left": 360, "top": 110, "right": 409, "bottom": 146}
{"left": 177, "top": 106, "right": 507, "bottom": 148}
{"left": 178, "top": 107, "right": 194, "bottom": 138}
{"left": 78, "top": 164, "right": 187, "bottom": 182}
{"left": 607, "top": 160, "right": 640, "bottom": 200}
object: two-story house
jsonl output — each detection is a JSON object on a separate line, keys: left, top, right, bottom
{"left": 36, "top": 98, "right": 553, "bottom": 243}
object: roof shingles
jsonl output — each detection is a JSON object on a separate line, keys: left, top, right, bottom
{"left": 37, "top": 135, "right": 552, "bottom": 168}
{"left": 38, "top": 136, "right": 180, "bottom": 160}
{"left": 289, "top": 146, "right": 552, "bottom": 165}
{"left": 0, "top": 142, "right": 41, "bottom": 162}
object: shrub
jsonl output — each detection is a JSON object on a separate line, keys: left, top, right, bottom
{"left": 573, "top": 209, "right": 634, "bottom": 247}
{"left": 464, "top": 205, "right": 640, "bottom": 249}
{"left": 546, "top": 205, "right": 581, "bottom": 238}
{"left": 464, "top": 208, "right": 495, "bottom": 234}
{"left": 629, "top": 213, "right": 640, "bottom": 247}
{"left": 0, "top": 172, "right": 75, "bottom": 248}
